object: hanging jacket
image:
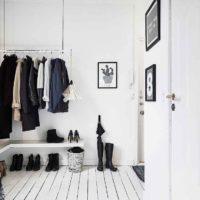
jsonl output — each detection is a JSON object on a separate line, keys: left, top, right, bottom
{"left": 49, "top": 58, "right": 69, "bottom": 113}
{"left": 43, "top": 58, "right": 52, "bottom": 110}
{"left": 0, "top": 55, "right": 17, "bottom": 138}
{"left": 12, "top": 59, "right": 23, "bottom": 121}
{"left": 20, "top": 58, "right": 40, "bottom": 132}
{"left": 37, "top": 57, "right": 46, "bottom": 109}
{"left": 28, "top": 56, "right": 39, "bottom": 107}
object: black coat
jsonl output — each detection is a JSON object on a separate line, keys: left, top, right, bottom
{"left": 49, "top": 58, "right": 69, "bottom": 113}
{"left": 28, "top": 56, "right": 39, "bottom": 107}
{"left": 0, "top": 55, "right": 17, "bottom": 138}
{"left": 20, "top": 58, "right": 40, "bottom": 132}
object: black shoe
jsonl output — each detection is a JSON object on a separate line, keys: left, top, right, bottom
{"left": 33, "top": 154, "right": 41, "bottom": 171}
{"left": 16, "top": 154, "right": 23, "bottom": 171}
{"left": 10, "top": 154, "right": 18, "bottom": 171}
{"left": 47, "top": 129, "right": 64, "bottom": 143}
{"left": 68, "top": 130, "right": 73, "bottom": 143}
{"left": 26, "top": 154, "right": 34, "bottom": 171}
{"left": 97, "top": 139, "right": 104, "bottom": 171}
{"left": 52, "top": 154, "right": 59, "bottom": 171}
{"left": 46, "top": 154, "right": 53, "bottom": 172}
{"left": 74, "top": 130, "right": 80, "bottom": 143}
{"left": 105, "top": 143, "right": 117, "bottom": 172}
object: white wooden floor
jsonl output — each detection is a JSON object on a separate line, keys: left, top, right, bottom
{"left": 2, "top": 166, "right": 144, "bottom": 200}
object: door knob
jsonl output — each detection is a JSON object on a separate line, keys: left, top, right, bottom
{"left": 140, "top": 111, "right": 144, "bottom": 115}
{"left": 166, "top": 93, "right": 176, "bottom": 100}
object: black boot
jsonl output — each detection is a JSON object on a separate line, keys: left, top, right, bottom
{"left": 97, "top": 139, "right": 104, "bottom": 171}
{"left": 26, "top": 154, "right": 34, "bottom": 171}
{"left": 46, "top": 154, "right": 53, "bottom": 172}
{"left": 105, "top": 143, "right": 117, "bottom": 172}
{"left": 47, "top": 129, "right": 64, "bottom": 143}
{"left": 52, "top": 154, "right": 59, "bottom": 171}
{"left": 33, "top": 154, "right": 41, "bottom": 171}
{"left": 16, "top": 154, "right": 23, "bottom": 171}
{"left": 10, "top": 155, "right": 18, "bottom": 171}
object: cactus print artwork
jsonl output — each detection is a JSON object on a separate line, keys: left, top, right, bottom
{"left": 98, "top": 62, "right": 117, "bottom": 88}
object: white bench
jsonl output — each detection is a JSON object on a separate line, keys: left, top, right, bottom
{"left": 0, "top": 140, "right": 84, "bottom": 154}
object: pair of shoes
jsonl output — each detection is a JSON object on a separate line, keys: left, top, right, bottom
{"left": 26, "top": 154, "right": 41, "bottom": 171}
{"left": 0, "top": 161, "right": 7, "bottom": 177}
{"left": 46, "top": 154, "right": 59, "bottom": 172}
{"left": 10, "top": 154, "right": 23, "bottom": 171}
{"left": 97, "top": 142, "right": 117, "bottom": 172}
{"left": 47, "top": 129, "right": 64, "bottom": 143}
{"left": 68, "top": 130, "right": 80, "bottom": 143}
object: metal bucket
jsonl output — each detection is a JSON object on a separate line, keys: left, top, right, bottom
{"left": 67, "top": 147, "right": 84, "bottom": 173}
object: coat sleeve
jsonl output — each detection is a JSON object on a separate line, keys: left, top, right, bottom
{"left": 62, "top": 60, "right": 70, "bottom": 91}
{"left": 0, "top": 59, "right": 6, "bottom": 107}
{"left": 20, "top": 61, "right": 31, "bottom": 114}
{"left": 52, "top": 60, "right": 63, "bottom": 111}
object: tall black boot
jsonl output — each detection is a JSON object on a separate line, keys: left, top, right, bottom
{"left": 97, "top": 139, "right": 104, "bottom": 171}
{"left": 10, "top": 155, "right": 18, "bottom": 171}
{"left": 33, "top": 154, "right": 41, "bottom": 171}
{"left": 16, "top": 154, "right": 23, "bottom": 171}
{"left": 105, "top": 143, "right": 117, "bottom": 172}
{"left": 26, "top": 154, "right": 34, "bottom": 171}
{"left": 52, "top": 154, "right": 59, "bottom": 171}
{"left": 46, "top": 154, "right": 53, "bottom": 172}
{"left": 47, "top": 129, "right": 64, "bottom": 143}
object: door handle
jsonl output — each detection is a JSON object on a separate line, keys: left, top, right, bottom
{"left": 140, "top": 111, "right": 144, "bottom": 115}
{"left": 166, "top": 93, "right": 176, "bottom": 100}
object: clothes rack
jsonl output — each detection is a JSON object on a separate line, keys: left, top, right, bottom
{"left": 0, "top": 50, "right": 65, "bottom": 53}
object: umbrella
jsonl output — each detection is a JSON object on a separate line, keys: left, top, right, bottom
{"left": 63, "top": 80, "right": 82, "bottom": 102}
{"left": 96, "top": 115, "right": 105, "bottom": 136}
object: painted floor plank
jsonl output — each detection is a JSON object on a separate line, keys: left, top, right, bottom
{"left": 48, "top": 166, "right": 67, "bottom": 200}
{"left": 67, "top": 172, "right": 81, "bottom": 200}
{"left": 3, "top": 170, "right": 25, "bottom": 194}
{"left": 6, "top": 171, "right": 33, "bottom": 200}
{"left": 112, "top": 171, "right": 129, "bottom": 200}
{"left": 14, "top": 167, "right": 44, "bottom": 200}
{"left": 124, "top": 166, "right": 144, "bottom": 200}
{"left": 36, "top": 171, "right": 58, "bottom": 200}
{"left": 104, "top": 169, "right": 119, "bottom": 200}
{"left": 119, "top": 167, "right": 139, "bottom": 200}
{"left": 25, "top": 170, "right": 49, "bottom": 200}
{"left": 96, "top": 169, "right": 108, "bottom": 200}
{"left": 77, "top": 166, "right": 88, "bottom": 200}
{"left": 56, "top": 168, "right": 73, "bottom": 200}
{"left": 88, "top": 167, "right": 98, "bottom": 200}
{"left": 1, "top": 166, "right": 143, "bottom": 200}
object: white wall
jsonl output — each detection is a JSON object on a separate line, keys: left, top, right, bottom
{"left": 143, "top": 0, "right": 171, "bottom": 199}
{"left": 0, "top": 0, "right": 137, "bottom": 165}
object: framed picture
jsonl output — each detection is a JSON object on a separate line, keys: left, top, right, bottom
{"left": 145, "top": 0, "right": 161, "bottom": 51}
{"left": 145, "top": 64, "right": 156, "bottom": 101}
{"left": 98, "top": 62, "right": 118, "bottom": 89}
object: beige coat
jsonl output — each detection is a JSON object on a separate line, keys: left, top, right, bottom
{"left": 12, "top": 60, "right": 22, "bottom": 121}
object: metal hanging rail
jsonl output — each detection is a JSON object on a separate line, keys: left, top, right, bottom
{"left": 0, "top": 49, "right": 65, "bottom": 53}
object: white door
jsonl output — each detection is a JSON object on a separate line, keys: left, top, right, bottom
{"left": 138, "top": 39, "right": 145, "bottom": 163}
{"left": 171, "top": 0, "right": 200, "bottom": 199}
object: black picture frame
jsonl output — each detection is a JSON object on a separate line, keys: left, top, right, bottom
{"left": 145, "top": 0, "right": 161, "bottom": 51}
{"left": 145, "top": 64, "right": 156, "bottom": 101}
{"left": 98, "top": 62, "right": 118, "bottom": 89}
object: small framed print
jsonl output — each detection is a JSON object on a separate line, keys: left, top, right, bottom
{"left": 145, "top": 0, "right": 161, "bottom": 51}
{"left": 98, "top": 62, "right": 118, "bottom": 89}
{"left": 145, "top": 64, "right": 156, "bottom": 101}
